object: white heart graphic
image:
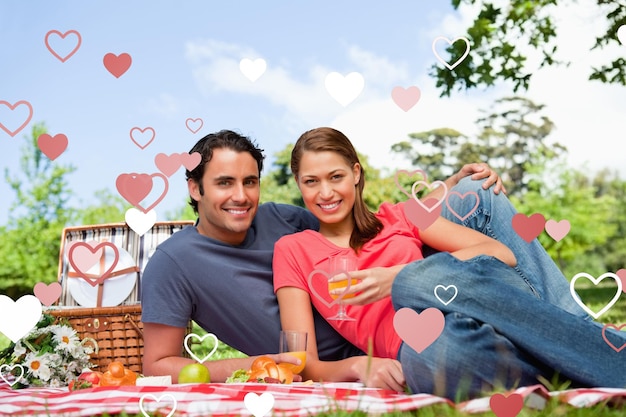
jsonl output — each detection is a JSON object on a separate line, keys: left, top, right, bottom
{"left": 125, "top": 208, "right": 157, "bottom": 236}
{"left": 570, "top": 272, "right": 622, "bottom": 319}
{"left": 239, "top": 58, "right": 267, "bottom": 82}
{"left": 411, "top": 180, "right": 448, "bottom": 213}
{"left": 325, "top": 71, "right": 364, "bottom": 106}
{"left": 0, "top": 295, "right": 42, "bottom": 342}
{"left": 139, "top": 393, "right": 177, "bottom": 417}
{"left": 244, "top": 392, "right": 275, "bottom": 417}
{"left": 432, "top": 36, "right": 471, "bottom": 70}
{"left": 0, "top": 364, "right": 25, "bottom": 386}
{"left": 434, "top": 284, "right": 458, "bottom": 306}
{"left": 617, "top": 25, "right": 626, "bottom": 45}
{"left": 183, "top": 333, "right": 218, "bottom": 363}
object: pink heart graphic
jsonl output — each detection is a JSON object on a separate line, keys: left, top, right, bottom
{"left": 68, "top": 242, "right": 119, "bottom": 287}
{"left": 44, "top": 30, "right": 82, "bottom": 63}
{"left": 393, "top": 307, "right": 444, "bottom": 353}
{"left": 103, "top": 52, "right": 132, "bottom": 78}
{"left": 185, "top": 118, "right": 203, "bottom": 134}
{"left": 0, "top": 100, "right": 33, "bottom": 137}
{"left": 394, "top": 169, "right": 428, "bottom": 200}
{"left": 33, "top": 282, "right": 62, "bottom": 307}
{"left": 511, "top": 213, "right": 546, "bottom": 243}
{"left": 617, "top": 269, "right": 626, "bottom": 294}
{"left": 545, "top": 219, "right": 570, "bottom": 242}
{"left": 115, "top": 172, "right": 169, "bottom": 213}
{"left": 489, "top": 392, "right": 524, "bottom": 417}
{"left": 155, "top": 153, "right": 182, "bottom": 177}
{"left": 307, "top": 269, "right": 352, "bottom": 309}
{"left": 445, "top": 191, "right": 479, "bottom": 221}
{"left": 181, "top": 152, "right": 201, "bottom": 171}
{"left": 403, "top": 198, "right": 441, "bottom": 230}
{"left": 602, "top": 324, "right": 626, "bottom": 352}
{"left": 391, "top": 86, "right": 421, "bottom": 112}
{"left": 37, "top": 133, "right": 68, "bottom": 160}
{"left": 130, "top": 127, "right": 156, "bottom": 149}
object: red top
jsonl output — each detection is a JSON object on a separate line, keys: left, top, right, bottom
{"left": 273, "top": 202, "right": 423, "bottom": 358}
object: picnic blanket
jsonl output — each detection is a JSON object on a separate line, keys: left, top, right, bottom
{"left": 1, "top": 381, "right": 625, "bottom": 416}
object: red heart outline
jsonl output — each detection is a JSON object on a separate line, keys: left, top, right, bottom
{"left": 185, "top": 118, "right": 203, "bottom": 134}
{"left": 445, "top": 190, "right": 480, "bottom": 221}
{"left": 129, "top": 126, "right": 156, "bottom": 149}
{"left": 393, "top": 169, "right": 428, "bottom": 200}
{"left": 68, "top": 242, "right": 120, "bottom": 287}
{"left": 602, "top": 323, "right": 626, "bottom": 352}
{"left": 115, "top": 172, "right": 169, "bottom": 213}
{"left": 307, "top": 269, "right": 353, "bottom": 309}
{"left": 44, "top": 29, "right": 82, "bottom": 63}
{"left": 0, "top": 100, "right": 34, "bottom": 137}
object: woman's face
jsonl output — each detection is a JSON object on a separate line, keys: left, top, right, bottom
{"left": 296, "top": 150, "right": 361, "bottom": 228}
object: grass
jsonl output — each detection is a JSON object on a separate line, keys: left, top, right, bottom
{"left": 1, "top": 283, "right": 625, "bottom": 416}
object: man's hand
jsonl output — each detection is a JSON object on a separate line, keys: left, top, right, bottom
{"left": 450, "top": 163, "right": 506, "bottom": 194}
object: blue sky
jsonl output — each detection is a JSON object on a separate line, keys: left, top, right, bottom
{"left": 1, "top": 0, "right": 624, "bottom": 226}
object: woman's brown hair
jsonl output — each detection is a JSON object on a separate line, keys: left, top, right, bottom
{"left": 291, "top": 127, "right": 383, "bottom": 252}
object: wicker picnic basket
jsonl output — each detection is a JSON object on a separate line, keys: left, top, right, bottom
{"left": 49, "top": 220, "right": 194, "bottom": 374}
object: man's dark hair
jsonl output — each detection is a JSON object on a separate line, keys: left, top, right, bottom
{"left": 186, "top": 130, "right": 265, "bottom": 213}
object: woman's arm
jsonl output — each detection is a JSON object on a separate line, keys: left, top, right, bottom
{"left": 420, "top": 216, "right": 517, "bottom": 267}
{"left": 276, "top": 286, "right": 405, "bottom": 391}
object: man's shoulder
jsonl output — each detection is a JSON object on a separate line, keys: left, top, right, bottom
{"left": 257, "top": 203, "right": 317, "bottom": 228}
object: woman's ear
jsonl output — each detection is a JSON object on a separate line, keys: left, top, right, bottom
{"left": 353, "top": 163, "right": 361, "bottom": 185}
{"left": 294, "top": 175, "right": 302, "bottom": 190}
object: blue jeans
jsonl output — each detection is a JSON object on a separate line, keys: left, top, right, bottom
{"left": 392, "top": 178, "right": 626, "bottom": 400}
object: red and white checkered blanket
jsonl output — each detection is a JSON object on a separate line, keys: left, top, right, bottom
{"left": 1, "top": 381, "right": 625, "bottom": 416}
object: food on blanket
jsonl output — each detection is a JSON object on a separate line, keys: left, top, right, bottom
{"left": 247, "top": 356, "right": 294, "bottom": 384}
{"left": 100, "top": 361, "right": 138, "bottom": 386}
{"left": 178, "top": 363, "right": 211, "bottom": 383}
{"left": 68, "top": 370, "right": 103, "bottom": 391}
{"left": 225, "top": 368, "right": 250, "bottom": 383}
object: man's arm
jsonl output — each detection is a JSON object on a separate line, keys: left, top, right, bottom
{"left": 142, "top": 322, "right": 301, "bottom": 382}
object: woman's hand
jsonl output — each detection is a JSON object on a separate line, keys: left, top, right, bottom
{"left": 329, "top": 265, "right": 405, "bottom": 305}
{"left": 351, "top": 357, "right": 406, "bottom": 392}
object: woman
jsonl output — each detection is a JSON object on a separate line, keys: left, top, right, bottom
{"left": 273, "top": 127, "right": 626, "bottom": 400}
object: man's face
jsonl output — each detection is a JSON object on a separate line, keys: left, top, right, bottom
{"left": 188, "top": 148, "right": 260, "bottom": 245}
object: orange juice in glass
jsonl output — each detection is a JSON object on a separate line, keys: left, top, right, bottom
{"left": 327, "top": 254, "right": 358, "bottom": 321}
{"left": 279, "top": 330, "right": 307, "bottom": 374}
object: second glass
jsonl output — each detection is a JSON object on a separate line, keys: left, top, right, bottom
{"left": 327, "top": 254, "right": 358, "bottom": 321}
{"left": 279, "top": 330, "right": 307, "bottom": 374}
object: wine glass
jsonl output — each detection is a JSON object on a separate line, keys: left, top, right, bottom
{"left": 279, "top": 330, "right": 307, "bottom": 374}
{"left": 327, "top": 254, "right": 358, "bottom": 321}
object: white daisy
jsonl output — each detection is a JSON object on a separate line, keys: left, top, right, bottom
{"left": 52, "top": 325, "right": 79, "bottom": 353}
{"left": 23, "top": 352, "right": 52, "bottom": 382}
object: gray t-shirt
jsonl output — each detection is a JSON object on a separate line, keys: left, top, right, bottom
{"left": 141, "top": 202, "right": 364, "bottom": 361}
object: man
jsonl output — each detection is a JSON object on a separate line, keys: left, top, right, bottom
{"left": 141, "top": 129, "right": 505, "bottom": 383}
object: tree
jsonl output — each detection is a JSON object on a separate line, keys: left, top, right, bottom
{"left": 0, "top": 122, "right": 76, "bottom": 298}
{"left": 391, "top": 97, "right": 567, "bottom": 196}
{"left": 510, "top": 163, "right": 618, "bottom": 278}
{"left": 433, "top": 0, "right": 626, "bottom": 97}
{"left": 0, "top": 122, "right": 135, "bottom": 299}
